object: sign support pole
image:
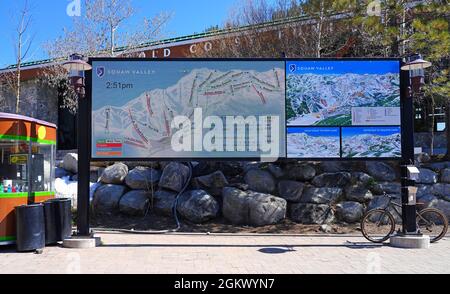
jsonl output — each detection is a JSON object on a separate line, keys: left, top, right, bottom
{"left": 400, "top": 68, "right": 418, "bottom": 234}
{"left": 76, "top": 81, "right": 91, "bottom": 236}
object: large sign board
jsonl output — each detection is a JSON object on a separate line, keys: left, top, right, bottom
{"left": 90, "top": 58, "right": 402, "bottom": 161}
{"left": 285, "top": 60, "right": 401, "bottom": 159}
{"left": 91, "top": 60, "right": 286, "bottom": 159}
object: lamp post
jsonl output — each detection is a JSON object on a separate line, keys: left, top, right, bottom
{"left": 62, "top": 54, "right": 92, "bottom": 237}
{"left": 400, "top": 53, "right": 432, "bottom": 235}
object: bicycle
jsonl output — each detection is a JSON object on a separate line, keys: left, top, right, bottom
{"left": 361, "top": 193, "right": 448, "bottom": 243}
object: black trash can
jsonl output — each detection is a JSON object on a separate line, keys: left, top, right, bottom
{"left": 44, "top": 198, "right": 72, "bottom": 245}
{"left": 15, "top": 204, "right": 45, "bottom": 252}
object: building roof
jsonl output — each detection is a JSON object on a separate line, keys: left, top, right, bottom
{"left": 0, "top": 14, "right": 319, "bottom": 72}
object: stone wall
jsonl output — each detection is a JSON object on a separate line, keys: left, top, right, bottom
{"left": 55, "top": 156, "right": 450, "bottom": 228}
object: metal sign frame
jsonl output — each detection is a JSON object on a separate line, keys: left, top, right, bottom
{"left": 86, "top": 57, "right": 405, "bottom": 163}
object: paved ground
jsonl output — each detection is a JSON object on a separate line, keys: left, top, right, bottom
{"left": 1, "top": 233, "right": 449, "bottom": 274}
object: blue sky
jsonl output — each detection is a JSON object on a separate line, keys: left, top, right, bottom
{"left": 91, "top": 60, "right": 283, "bottom": 109}
{"left": 286, "top": 60, "right": 401, "bottom": 75}
{"left": 0, "top": 0, "right": 257, "bottom": 68}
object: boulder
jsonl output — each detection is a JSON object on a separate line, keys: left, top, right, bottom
{"left": 246, "top": 191, "right": 287, "bottom": 227}
{"left": 222, "top": 187, "right": 250, "bottom": 225}
{"left": 429, "top": 199, "right": 450, "bottom": 220}
{"left": 177, "top": 190, "right": 219, "bottom": 223}
{"left": 367, "top": 194, "right": 401, "bottom": 222}
{"left": 267, "top": 164, "right": 284, "bottom": 179}
{"left": 55, "top": 167, "right": 71, "bottom": 179}
{"left": 365, "top": 162, "right": 396, "bottom": 182}
{"left": 159, "top": 162, "right": 190, "bottom": 192}
{"left": 244, "top": 169, "right": 276, "bottom": 194}
{"left": 284, "top": 163, "right": 316, "bottom": 181}
{"left": 290, "top": 203, "right": 335, "bottom": 224}
{"left": 222, "top": 187, "right": 286, "bottom": 226}
{"left": 191, "top": 162, "right": 219, "bottom": 177}
{"left": 422, "top": 161, "right": 450, "bottom": 172}
{"left": 119, "top": 190, "right": 151, "bottom": 216}
{"left": 301, "top": 187, "right": 343, "bottom": 204}
{"left": 431, "top": 183, "right": 450, "bottom": 201}
{"left": 351, "top": 172, "right": 374, "bottom": 187}
{"left": 312, "top": 172, "right": 351, "bottom": 188}
{"left": 93, "top": 184, "right": 128, "bottom": 215}
{"left": 320, "top": 161, "right": 358, "bottom": 173}
{"left": 371, "top": 182, "right": 401, "bottom": 195}
{"left": 192, "top": 171, "right": 229, "bottom": 196}
{"left": 441, "top": 168, "right": 450, "bottom": 184}
{"left": 345, "top": 184, "right": 374, "bottom": 203}
{"left": 100, "top": 163, "right": 129, "bottom": 184}
{"left": 417, "top": 194, "right": 439, "bottom": 208}
{"left": 416, "top": 184, "right": 433, "bottom": 198}
{"left": 125, "top": 167, "right": 161, "bottom": 190}
{"left": 62, "top": 153, "right": 78, "bottom": 174}
{"left": 153, "top": 190, "right": 177, "bottom": 216}
{"left": 336, "top": 201, "right": 365, "bottom": 223}
{"left": 416, "top": 168, "right": 438, "bottom": 184}
{"left": 217, "top": 162, "right": 244, "bottom": 177}
{"left": 277, "top": 180, "right": 304, "bottom": 202}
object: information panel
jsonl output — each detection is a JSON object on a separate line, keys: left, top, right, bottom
{"left": 91, "top": 60, "right": 286, "bottom": 159}
{"left": 286, "top": 60, "right": 402, "bottom": 159}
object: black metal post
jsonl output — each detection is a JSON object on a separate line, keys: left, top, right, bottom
{"left": 400, "top": 68, "right": 418, "bottom": 234}
{"left": 76, "top": 89, "right": 91, "bottom": 236}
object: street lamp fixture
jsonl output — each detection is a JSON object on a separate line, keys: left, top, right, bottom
{"left": 62, "top": 53, "right": 92, "bottom": 97}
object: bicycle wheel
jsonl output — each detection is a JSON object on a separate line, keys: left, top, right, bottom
{"left": 417, "top": 208, "right": 449, "bottom": 243}
{"left": 361, "top": 209, "right": 396, "bottom": 243}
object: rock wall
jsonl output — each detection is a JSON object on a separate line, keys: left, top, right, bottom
{"left": 55, "top": 156, "right": 450, "bottom": 227}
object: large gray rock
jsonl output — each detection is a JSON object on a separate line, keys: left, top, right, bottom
{"left": 429, "top": 199, "right": 450, "bottom": 220}
{"left": 416, "top": 168, "right": 438, "bottom": 184}
{"left": 423, "top": 161, "right": 450, "bottom": 172}
{"left": 62, "top": 153, "right": 78, "bottom": 174}
{"left": 320, "top": 161, "right": 354, "bottom": 173}
{"left": 247, "top": 191, "right": 287, "bottom": 226}
{"left": 100, "top": 163, "right": 129, "bottom": 184}
{"left": 290, "top": 203, "right": 335, "bottom": 224}
{"left": 278, "top": 180, "right": 304, "bottom": 202}
{"left": 93, "top": 184, "right": 128, "bottom": 215}
{"left": 222, "top": 187, "right": 286, "bottom": 226}
{"left": 119, "top": 190, "right": 151, "bottom": 216}
{"left": 153, "top": 190, "right": 177, "bottom": 216}
{"left": 440, "top": 168, "right": 450, "bottom": 184}
{"left": 301, "top": 187, "right": 343, "bottom": 204}
{"left": 177, "top": 190, "right": 219, "bottom": 223}
{"left": 222, "top": 187, "right": 249, "bottom": 225}
{"left": 284, "top": 163, "right": 316, "bottom": 181}
{"left": 417, "top": 194, "right": 439, "bottom": 208}
{"left": 267, "top": 164, "right": 284, "bottom": 179}
{"left": 192, "top": 171, "right": 229, "bottom": 196}
{"left": 351, "top": 172, "right": 374, "bottom": 186}
{"left": 345, "top": 184, "right": 374, "bottom": 203}
{"left": 431, "top": 183, "right": 450, "bottom": 201}
{"left": 336, "top": 201, "right": 365, "bottom": 223}
{"left": 417, "top": 184, "right": 433, "bottom": 198}
{"left": 365, "top": 162, "right": 396, "bottom": 182}
{"left": 312, "top": 172, "right": 351, "bottom": 188}
{"left": 125, "top": 167, "right": 161, "bottom": 190}
{"left": 244, "top": 169, "right": 276, "bottom": 194}
{"left": 372, "top": 182, "right": 401, "bottom": 195}
{"left": 367, "top": 194, "right": 401, "bottom": 222}
{"left": 159, "top": 162, "right": 190, "bottom": 192}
